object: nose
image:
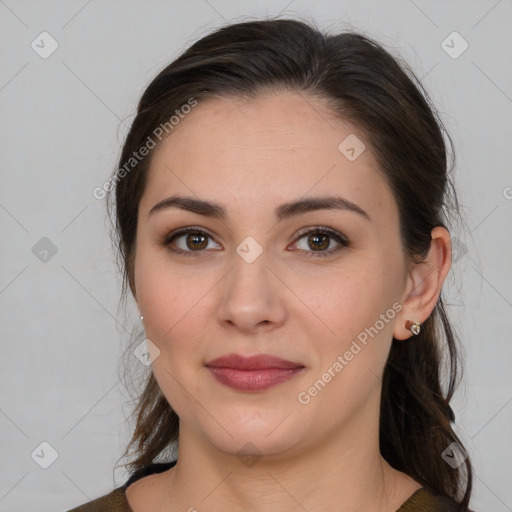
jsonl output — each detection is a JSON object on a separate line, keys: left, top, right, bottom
{"left": 216, "top": 246, "right": 287, "bottom": 334}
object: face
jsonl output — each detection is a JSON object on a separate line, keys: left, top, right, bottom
{"left": 133, "top": 92, "right": 409, "bottom": 459}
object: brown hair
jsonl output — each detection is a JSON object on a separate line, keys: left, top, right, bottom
{"left": 107, "top": 17, "right": 472, "bottom": 509}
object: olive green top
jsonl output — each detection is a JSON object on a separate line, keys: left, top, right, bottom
{"left": 67, "top": 461, "right": 460, "bottom": 511}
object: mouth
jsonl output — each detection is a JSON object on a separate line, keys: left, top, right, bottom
{"left": 205, "top": 353, "right": 305, "bottom": 391}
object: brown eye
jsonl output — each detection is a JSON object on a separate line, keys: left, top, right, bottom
{"left": 162, "top": 227, "right": 221, "bottom": 256}
{"left": 307, "top": 233, "right": 330, "bottom": 251}
{"left": 293, "top": 226, "right": 349, "bottom": 257}
{"left": 184, "top": 233, "right": 208, "bottom": 250}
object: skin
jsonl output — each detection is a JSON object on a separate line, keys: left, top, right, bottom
{"left": 127, "top": 91, "right": 452, "bottom": 512}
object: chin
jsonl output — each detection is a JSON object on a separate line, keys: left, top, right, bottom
{"left": 197, "top": 412, "right": 309, "bottom": 462}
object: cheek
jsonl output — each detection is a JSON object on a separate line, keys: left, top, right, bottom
{"left": 134, "top": 246, "right": 221, "bottom": 369}
{"left": 136, "top": 241, "right": 201, "bottom": 317}
{"left": 294, "top": 262, "right": 399, "bottom": 417}
{"left": 292, "top": 252, "right": 401, "bottom": 344}
{"left": 135, "top": 252, "right": 213, "bottom": 413}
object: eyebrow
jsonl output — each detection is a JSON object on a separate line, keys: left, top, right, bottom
{"left": 148, "top": 195, "right": 370, "bottom": 221}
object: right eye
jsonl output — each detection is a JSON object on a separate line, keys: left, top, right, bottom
{"left": 162, "top": 227, "right": 222, "bottom": 256}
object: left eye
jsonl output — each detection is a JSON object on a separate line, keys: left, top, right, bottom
{"left": 292, "top": 227, "right": 349, "bottom": 257}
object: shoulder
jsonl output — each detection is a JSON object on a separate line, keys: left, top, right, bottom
{"left": 397, "top": 488, "right": 470, "bottom": 512}
{"left": 66, "top": 461, "right": 176, "bottom": 512}
{"left": 66, "top": 488, "right": 128, "bottom": 512}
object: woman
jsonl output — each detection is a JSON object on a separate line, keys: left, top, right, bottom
{"left": 69, "top": 17, "right": 473, "bottom": 512}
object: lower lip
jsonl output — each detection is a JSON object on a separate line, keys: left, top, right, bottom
{"left": 207, "top": 367, "right": 304, "bottom": 391}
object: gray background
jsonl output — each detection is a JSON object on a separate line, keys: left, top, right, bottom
{"left": 1, "top": 1, "right": 511, "bottom": 510}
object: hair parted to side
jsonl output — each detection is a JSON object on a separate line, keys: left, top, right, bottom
{"left": 106, "top": 17, "right": 472, "bottom": 510}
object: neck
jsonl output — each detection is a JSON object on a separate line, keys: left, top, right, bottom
{"left": 160, "top": 415, "right": 420, "bottom": 512}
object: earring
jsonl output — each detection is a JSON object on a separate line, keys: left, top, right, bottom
{"left": 140, "top": 315, "right": 144, "bottom": 321}
{"left": 406, "top": 320, "right": 421, "bottom": 335}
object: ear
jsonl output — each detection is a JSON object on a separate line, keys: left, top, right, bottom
{"left": 393, "top": 226, "right": 452, "bottom": 340}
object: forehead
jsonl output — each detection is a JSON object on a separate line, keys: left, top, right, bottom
{"left": 140, "top": 92, "right": 397, "bottom": 223}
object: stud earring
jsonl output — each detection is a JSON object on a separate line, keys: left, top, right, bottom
{"left": 406, "top": 320, "right": 421, "bottom": 335}
{"left": 140, "top": 315, "right": 144, "bottom": 321}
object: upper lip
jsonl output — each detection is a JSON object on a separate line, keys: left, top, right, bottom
{"left": 205, "top": 353, "right": 304, "bottom": 370}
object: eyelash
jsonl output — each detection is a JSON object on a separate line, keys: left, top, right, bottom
{"left": 161, "top": 225, "right": 349, "bottom": 258}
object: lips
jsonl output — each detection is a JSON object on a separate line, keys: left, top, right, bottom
{"left": 205, "top": 353, "right": 305, "bottom": 391}
{"left": 205, "top": 353, "right": 303, "bottom": 370}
